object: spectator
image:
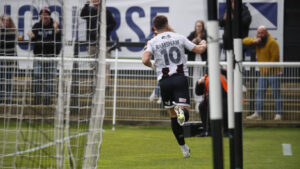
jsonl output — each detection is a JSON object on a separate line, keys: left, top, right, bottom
{"left": 219, "top": 0, "right": 251, "bottom": 40}
{"left": 80, "top": 0, "right": 116, "bottom": 58}
{"left": 219, "top": 0, "right": 251, "bottom": 60}
{"left": 27, "top": 7, "right": 62, "bottom": 105}
{"left": 0, "top": 14, "right": 17, "bottom": 103}
{"left": 186, "top": 20, "right": 208, "bottom": 109}
{"left": 243, "top": 26, "right": 282, "bottom": 120}
{"left": 187, "top": 20, "right": 207, "bottom": 61}
{"left": 195, "top": 68, "right": 228, "bottom": 137}
{"left": 80, "top": 0, "right": 116, "bottom": 88}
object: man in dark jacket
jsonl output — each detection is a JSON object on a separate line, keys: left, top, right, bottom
{"left": 219, "top": 1, "right": 252, "bottom": 39}
{"left": 219, "top": 1, "right": 252, "bottom": 60}
{"left": 28, "top": 7, "right": 62, "bottom": 105}
{"left": 80, "top": 0, "right": 116, "bottom": 88}
{"left": 80, "top": 0, "right": 116, "bottom": 57}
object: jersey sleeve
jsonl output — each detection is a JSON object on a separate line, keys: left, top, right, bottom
{"left": 183, "top": 36, "right": 196, "bottom": 51}
{"left": 144, "top": 40, "right": 153, "bottom": 53}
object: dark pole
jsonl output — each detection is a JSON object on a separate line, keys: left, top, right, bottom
{"left": 224, "top": 1, "right": 235, "bottom": 169}
{"left": 224, "top": 0, "right": 233, "bottom": 51}
{"left": 207, "top": 0, "right": 224, "bottom": 169}
{"left": 233, "top": 0, "right": 244, "bottom": 169}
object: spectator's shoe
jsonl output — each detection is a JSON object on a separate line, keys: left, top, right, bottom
{"left": 181, "top": 144, "right": 190, "bottom": 158}
{"left": 274, "top": 114, "right": 282, "bottom": 120}
{"left": 174, "top": 105, "right": 185, "bottom": 126}
{"left": 246, "top": 112, "right": 262, "bottom": 120}
{"left": 149, "top": 91, "right": 156, "bottom": 101}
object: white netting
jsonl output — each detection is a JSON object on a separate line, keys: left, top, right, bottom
{"left": 0, "top": 0, "right": 106, "bottom": 168}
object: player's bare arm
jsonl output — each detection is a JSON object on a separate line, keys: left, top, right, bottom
{"left": 192, "top": 40, "right": 207, "bottom": 54}
{"left": 142, "top": 51, "right": 153, "bottom": 68}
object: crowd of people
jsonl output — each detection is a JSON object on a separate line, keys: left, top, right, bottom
{"left": 1, "top": 1, "right": 283, "bottom": 158}
{"left": 0, "top": 0, "right": 116, "bottom": 105}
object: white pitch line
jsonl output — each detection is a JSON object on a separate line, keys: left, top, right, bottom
{"left": 2, "top": 132, "right": 89, "bottom": 157}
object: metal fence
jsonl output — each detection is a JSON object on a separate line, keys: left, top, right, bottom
{"left": 105, "top": 59, "right": 300, "bottom": 126}
{"left": 0, "top": 56, "right": 300, "bottom": 126}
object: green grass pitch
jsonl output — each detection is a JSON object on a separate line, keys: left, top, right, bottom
{"left": 99, "top": 125, "right": 300, "bottom": 169}
{"left": 1, "top": 124, "right": 299, "bottom": 169}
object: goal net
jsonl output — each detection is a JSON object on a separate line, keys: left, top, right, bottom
{"left": 0, "top": 0, "right": 106, "bottom": 168}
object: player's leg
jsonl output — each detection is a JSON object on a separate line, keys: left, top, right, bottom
{"left": 160, "top": 77, "right": 190, "bottom": 158}
{"left": 167, "top": 108, "right": 190, "bottom": 158}
{"left": 173, "top": 74, "right": 190, "bottom": 126}
{"left": 174, "top": 105, "right": 190, "bottom": 125}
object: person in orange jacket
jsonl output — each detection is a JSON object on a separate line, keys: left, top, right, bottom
{"left": 195, "top": 68, "right": 228, "bottom": 137}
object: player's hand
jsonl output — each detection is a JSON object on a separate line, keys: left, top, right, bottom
{"left": 27, "top": 31, "right": 35, "bottom": 39}
{"left": 199, "top": 40, "right": 206, "bottom": 45}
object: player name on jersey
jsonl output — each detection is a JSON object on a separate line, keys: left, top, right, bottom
{"left": 155, "top": 39, "right": 180, "bottom": 50}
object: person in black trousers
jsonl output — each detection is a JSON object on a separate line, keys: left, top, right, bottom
{"left": 27, "top": 7, "right": 62, "bottom": 105}
{"left": 80, "top": 0, "right": 116, "bottom": 87}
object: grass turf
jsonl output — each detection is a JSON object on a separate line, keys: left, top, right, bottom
{"left": 99, "top": 126, "right": 300, "bottom": 169}
{"left": 1, "top": 124, "right": 299, "bottom": 169}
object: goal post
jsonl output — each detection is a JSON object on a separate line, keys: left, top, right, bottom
{"left": 83, "top": 0, "right": 107, "bottom": 168}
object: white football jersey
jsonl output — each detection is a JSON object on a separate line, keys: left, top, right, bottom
{"left": 145, "top": 32, "right": 196, "bottom": 80}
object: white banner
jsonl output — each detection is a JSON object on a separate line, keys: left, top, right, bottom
{"left": 219, "top": 0, "right": 284, "bottom": 61}
{"left": 0, "top": 0, "right": 284, "bottom": 61}
{"left": 107, "top": 0, "right": 208, "bottom": 57}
